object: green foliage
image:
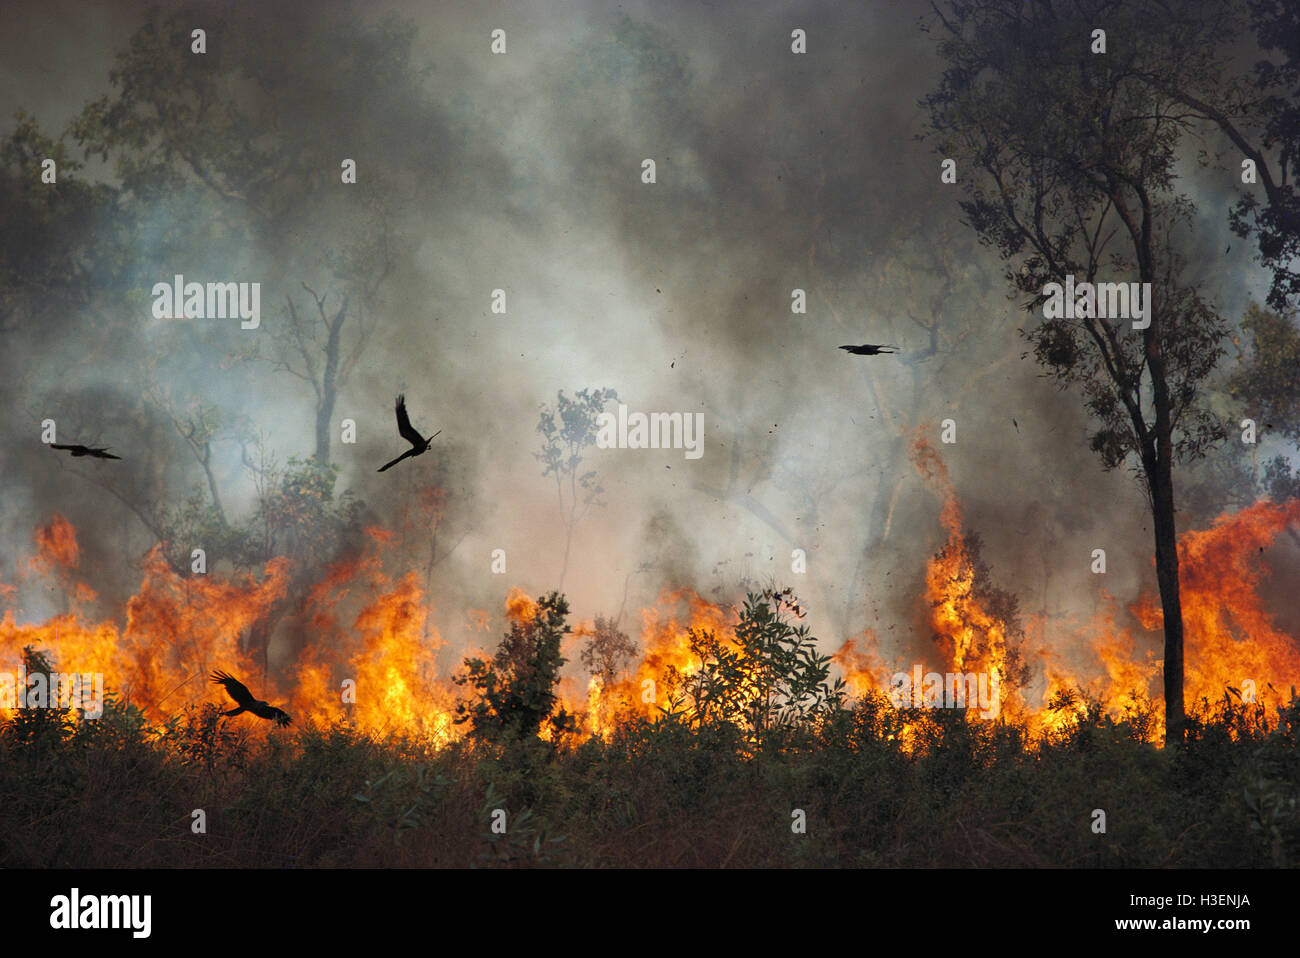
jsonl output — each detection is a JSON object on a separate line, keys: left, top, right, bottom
{"left": 67, "top": 689, "right": 149, "bottom": 750}
{"left": 151, "top": 703, "right": 249, "bottom": 773}
{"left": 157, "top": 488, "right": 245, "bottom": 572}
{"left": 0, "top": 110, "right": 118, "bottom": 334}
{"left": 453, "top": 592, "right": 578, "bottom": 745}
{"left": 1228, "top": 303, "right": 1300, "bottom": 448}
{"left": 477, "top": 782, "right": 568, "bottom": 865}
{"left": 4, "top": 686, "right": 1300, "bottom": 866}
{"left": 664, "top": 588, "right": 845, "bottom": 751}
{"left": 923, "top": 0, "right": 1231, "bottom": 473}
{"left": 250, "top": 456, "right": 360, "bottom": 564}
{"left": 1243, "top": 772, "right": 1297, "bottom": 867}
{"left": 152, "top": 455, "right": 361, "bottom": 573}
{"left": 352, "top": 764, "right": 454, "bottom": 845}
{"left": 1, "top": 647, "right": 74, "bottom": 747}
{"left": 579, "top": 614, "right": 638, "bottom": 686}
{"left": 1228, "top": 1, "right": 1300, "bottom": 311}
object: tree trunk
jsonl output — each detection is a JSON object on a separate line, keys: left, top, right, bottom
{"left": 308, "top": 287, "right": 347, "bottom": 466}
{"left": 1147, "top": 429, "right": 1186, "bottom": 744}
{"left": 1145, "top": 288, "right": 1186, "bottom": 744}
{"left": 1132, "top": 180, "right": 1186, "bottom": 746}
{"left": 314, "top": 395, "right": 333, "bottom": 466}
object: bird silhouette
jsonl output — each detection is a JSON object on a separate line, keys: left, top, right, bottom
{"left": 211, "top": 670, "right": 292, "bottom": 727}
{"left": 50, "top": 443, "right": 121, "bottom": 460}
{"left": 377, "top": 394, "right": 440, "bottom": 472}
{"left": 839, "top": 344, "right": 899, "bottom": 356}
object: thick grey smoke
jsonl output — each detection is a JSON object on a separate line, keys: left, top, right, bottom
{"left": 0, "top": 0, "right": 1288, "bottom": 688}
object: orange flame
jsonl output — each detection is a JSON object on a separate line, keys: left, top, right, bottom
{"left": 31, "top": 515, "right": 80, "bottom": 571}
{"left": 3, "top": 467, "right": 1297, "bottom": 750}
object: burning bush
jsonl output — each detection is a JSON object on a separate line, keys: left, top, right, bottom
{"left": 662, "top": 588, "right": 845, "bottom": 751}
{"left": 453, "top": 591, "right": 577, "bottom": 745}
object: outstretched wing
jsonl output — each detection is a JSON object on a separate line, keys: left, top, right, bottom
{"left": 256, "top": 704, "right": 292, "bottom": 727}
{"left": 50, "top": 443, "right": 78, "bottom": 451}
{"left": 211, "top": 670, "right": 256, "bottom": 708}
{"left": 394, "top": 394, "right": 427, "bottom": 448}
{"left": 90, "top": 447, "right": 122, "bottom": 460}
{"left": 377, "top": 447, "right": 418, "bottom": 472}
{"left": 839, "top": 344, "right": 898, "bottom": 355}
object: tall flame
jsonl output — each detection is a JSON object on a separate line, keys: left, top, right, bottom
{"left": 3, "top": 468, "right": 1297, "bottom": 749}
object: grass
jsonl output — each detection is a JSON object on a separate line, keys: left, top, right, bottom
{"left": 1, "top": 691, "right": 1296, "bottom": 868}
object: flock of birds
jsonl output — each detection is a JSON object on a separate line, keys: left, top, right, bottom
{"left": 49, "top": 392, "right": 445, "bottom": 472}
{"left": 48, "top": 344, "right": 900, "bottom": 728}
{"left": 51, "top": 346, "right": 898, "bottom": 470}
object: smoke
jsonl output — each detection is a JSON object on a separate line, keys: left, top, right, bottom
{"left": 0, "top": 0, "right": 1291, "bottom": 686}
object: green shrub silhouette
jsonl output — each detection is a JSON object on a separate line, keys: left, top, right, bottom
{"left": 453, "top": 591, "right": 577, "bottom": 745}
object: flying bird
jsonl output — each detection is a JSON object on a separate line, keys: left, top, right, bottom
{"left": 839, "top": 344, "right": 899, "bottom": 356}
{"left": 50, "top": 443, "right": 121, "bottom": 460}
{"left": 377, "top": 394, "right": 441, "bottom": 472}
{"left": 211, "top": 670, "right": 292, "bottom": 727}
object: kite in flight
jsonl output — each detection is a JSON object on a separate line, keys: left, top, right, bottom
{"left": 839, "top": 344, "right": 899, "bottom": 356}
{"left": 211, "top": 670, "right": 292, "bottom": 727}
{"left": 50, "top": 443, "right": 121, "bottom": 460}
{"left": 378, "top": 394, "right": 441, "bottom": 472}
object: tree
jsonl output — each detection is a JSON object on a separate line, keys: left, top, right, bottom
{"left": 1229, "top": 303, "right": 1300, "bottom": 448}
{"left": 804, "top": 202, "right": 1012, "bottom": 637}
{"left": 666, "top": 588, "right": 844, "bottom": 751}
{"left": 275, "top": 279, "right": 380, "bottom": 466}
{"left": 534, "top": 388, "right": 618, "bottom": 589}
{"left": 1, "top": 648, "right": 72, "bottom": 747}
{"left": 580, "top": 615, "right": 639, "bottom": 688}
{"left": 1235, "top": 0, "right": 1300, "bottom": 311}
{"left": 688, "top": 167, "right": 1017, "bottom": 643}
{"left": 70, "top": 5, "right": 418, "bottom": 465}
{"left": 923, "top": 0, "right": 1236, "bottom": 741}
{"left": 453, "top": 592, "right": 576, "bottom": 744}
{"left": 1, "top": 112, "right": 185, "bottom": 566}
{"left": 144, "top": 386, "right": 231, "bottom": 523}
{"left": 248, "top": 456, "right": 360, "bottom": 566}
{"left": 930, "top": 531, "right": 1032, "bottom": 696}
{"left": 1227, "top": 302, "right": 1300, "bottom": 541}
{"left": 44, "top": 4, "right": 429, "bottom": 677}
{"left": 1128, "top": 0, "right": 1300, "bottom": 311}
{"left": 0, "top": 111, "right": 116, "bottom": 337}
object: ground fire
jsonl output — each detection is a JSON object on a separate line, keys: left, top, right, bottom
{"left": 4, "top": 451, "right": 1297, "bottom": 749}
